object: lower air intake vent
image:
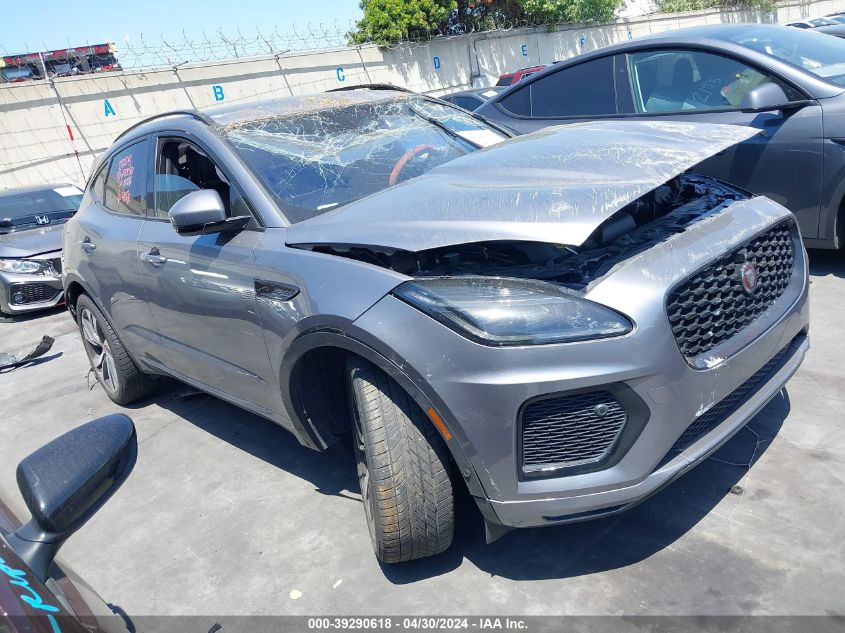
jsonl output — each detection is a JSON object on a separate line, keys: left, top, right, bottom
{"left": 521, "top": 391, "right": 626, "bottom": 473}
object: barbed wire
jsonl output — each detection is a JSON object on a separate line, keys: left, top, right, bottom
{"left": 1, "top": 14, "right": 559, "bottom": 80}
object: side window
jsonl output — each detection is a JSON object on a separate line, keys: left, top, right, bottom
{"left": 499, "top": 84, "right": 531, "bottom": 116}
{"left": 80, "top": 163, "right": 108, "bottom": 208}
{"left": 627, "top": 49, "right": 800, "bottom": 113}
{"left": 451, "top": 95, "right": 482, "bottom": 111}
{"left": 103, "top": 141, "right": 149, "bottom": 216}
{"left": 528, "top": 56, "right": 617, "bottom": 117}
{"left": 153, "top": 139, "right": 252, "bottom": 222}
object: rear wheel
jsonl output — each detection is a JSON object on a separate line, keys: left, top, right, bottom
{"left": 76, "top": 294, "right": 155, "bottom": 405}
{"left": 347, "top": 357, "right": 454, "bottom": 563}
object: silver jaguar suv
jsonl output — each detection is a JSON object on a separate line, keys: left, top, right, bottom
{"left": 63, "top": 88, "right": 809, "bottom": 563}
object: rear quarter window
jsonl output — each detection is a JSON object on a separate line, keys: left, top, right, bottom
{"left": 103, "top": 141, "right": 149, "bottom": 216}
{"left": 499, "top": 85, "right": 531, "bottom": 116}
{"left": 529, "top": 57, "right": 617, "bottom": 117}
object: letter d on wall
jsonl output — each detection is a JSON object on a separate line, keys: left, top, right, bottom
{"left": 433, "top": 56, "right": 441, "bottom": 70}
{"left": 212, "top": 85, "right": 225, "bottom": 101}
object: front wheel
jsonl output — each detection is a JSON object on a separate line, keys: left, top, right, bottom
{"left": 76, "top": 294, "right": 155, "bottom": 405}
{"left": 347, "top": 357, "right": 454, "bottom": 563}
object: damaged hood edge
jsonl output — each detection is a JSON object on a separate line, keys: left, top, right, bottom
{"left": 285, "top": 120, "right": 760, "bottom": 252}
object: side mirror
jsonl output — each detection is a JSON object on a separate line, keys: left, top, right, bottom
{"left": 6, "top": 414, "right": 136, "bottom": 581}
{"left": 741, "top": 83, "right": 809, "bottom": 113}
{"left": 168, "top": 189, "right": 227, "bottom": 235}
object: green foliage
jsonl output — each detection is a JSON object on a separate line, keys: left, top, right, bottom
{"left": 654, "top": 0, "right": 776, "bottom": 12}
{"left": 518, "top": 0, "right": 621, "bottom": 24}
{"left": 351, "top": 0, "right": 458, "bottom": 45}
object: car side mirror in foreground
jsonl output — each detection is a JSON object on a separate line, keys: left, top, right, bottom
{"left": 741, "top": 83, "right": 812, "bottom": 113}
{"left": 168, "top": 189, "right": 250, "bottom": 236}
{"left": 5, "top": 414, "right": 136, "bottom": 581}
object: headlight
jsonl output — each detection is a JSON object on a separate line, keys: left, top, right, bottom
{"left": 393, "top": 277, "right": 633, "bottom": 346}
{"left": 0, "top": 259, "right": 50, "bottom": 275}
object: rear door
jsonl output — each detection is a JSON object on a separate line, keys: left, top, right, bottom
{"left": 618, "top": 48, "right": 824, "bottom": 237}
{"left": 70, "top": 138, "right": 162, "bottom": 360}
{"left": 135, "top": 135, "right": 281, "bottom": 418}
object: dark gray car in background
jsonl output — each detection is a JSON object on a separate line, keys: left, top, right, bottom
{"left": 0, "top": 184, "right": 82, "bottom": 316}
{"left": 440, "top": 86, "right": 505, "bottom": 111}
{"left": 63, "top": 89, "right": 809, "bottom": 563}
{"left": 477, "top": 24, "right": 845, "bottom": 250}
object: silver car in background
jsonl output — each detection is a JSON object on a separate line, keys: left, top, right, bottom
{"left": 63, "top": 89, "right": 809, "bottom": 563}
{"left": 0, "top": 184, "right": 82, "bottom": 317}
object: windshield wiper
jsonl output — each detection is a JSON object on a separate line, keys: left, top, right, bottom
{"left": 408, "top": 106, "right": 481, "bottom": 148}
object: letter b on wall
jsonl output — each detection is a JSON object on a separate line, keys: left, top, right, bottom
{"left": 212, "top": 85, "right": 225, "bottom": 102}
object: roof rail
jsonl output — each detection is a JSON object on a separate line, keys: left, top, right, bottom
{"left": 326, "top": 83, "right": 417, "bottom": 94}
{"left": 114, "top": 110, "right": 212, "bottom": 142}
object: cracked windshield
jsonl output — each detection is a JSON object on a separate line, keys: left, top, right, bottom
{"left": 222, "top": 96, "right": 507, "bottom": 223}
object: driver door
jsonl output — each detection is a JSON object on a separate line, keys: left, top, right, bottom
{"left": 620, "top": 48, "right": 824, "bottom": 237}
{"left": 135, "top": 136, "right": 281, "bottom": 418}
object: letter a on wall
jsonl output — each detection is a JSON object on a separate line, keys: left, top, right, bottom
{"left": 104, "top": 99, "right": 116, "bottom": 117}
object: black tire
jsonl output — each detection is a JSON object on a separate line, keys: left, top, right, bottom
{"left": 347, "top": 357, "right": 454, "bottom": 563}
{"left": 76, "top": 294, "right": 155, "bottom": 405}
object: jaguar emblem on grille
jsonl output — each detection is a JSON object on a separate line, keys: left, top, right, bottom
{"left": 740, "top": 261, "right": 758, "bottom": 294}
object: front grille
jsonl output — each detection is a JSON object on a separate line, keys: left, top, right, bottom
{"left": 663, "top": 336, "right": 799, "bottom": 460}
{"left": 11, "top": 283, "right": 61, "bottom": 304}
{"left": 666, "top": 222, "right": 795, "bottom": 359}
{"left": 521, "top": 391, "right": 627, "bottom": 472}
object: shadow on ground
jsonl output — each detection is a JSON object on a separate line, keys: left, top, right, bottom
{"left": 143, "top": 376, "right": 790, "bottom": 584}
{"left": 0, "top": 305, "right": 66, "bottom": 324}
{"left": 807, "top": 249, "right": 845, "bottom": 279}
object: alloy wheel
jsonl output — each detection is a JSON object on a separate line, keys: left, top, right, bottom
{"left": 351, "top": 394, "right": 378, "bottom": 550}
{"left": 80, "top": 307, "right": 118, "bottom": 394}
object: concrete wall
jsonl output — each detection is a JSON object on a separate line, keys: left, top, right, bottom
{"left": 2, "top": 0, "right": 844, "bottom": 190}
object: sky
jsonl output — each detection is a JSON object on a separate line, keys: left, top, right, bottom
{"left": 0, "top": 0, "right": 363, "bottom": 56}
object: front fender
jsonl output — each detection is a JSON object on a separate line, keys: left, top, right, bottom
{"left": 279, "top": 329, "right": 490, "bottom": 502}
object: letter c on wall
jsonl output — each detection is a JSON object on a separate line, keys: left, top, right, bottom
{"left": 336, "top": 67, "right": 345, "bottom": 81}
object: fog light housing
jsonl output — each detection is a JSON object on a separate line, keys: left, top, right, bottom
{"left": 12, "top": 291, "right": 27, "bottom": 304}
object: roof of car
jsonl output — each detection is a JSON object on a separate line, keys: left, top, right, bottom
{"left": 112, "top": 88, "right": 417, "bottom": 143}
{"left": 205, "top": 89, "right": 413, "bottom": 127}
{"left": 499, "top": 64, "right": 548, "bottom": 77}
{"left": 816, "top": 24, "right": 845, "bottom": 36}
{"left": 443, "top": 86, "right": 505, "bottom": 98}
{"left": 0, "top": 184, "right": 77, "bottom": 198}
{"left": 636, "top": 22, "right": 795, "bottom": 42}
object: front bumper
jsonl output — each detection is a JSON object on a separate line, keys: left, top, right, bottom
{"left": 349, "top": 197, "right": 810, "bottom": 529}
{"left": 0, "top": 272, "right": 64, "bottom": 315}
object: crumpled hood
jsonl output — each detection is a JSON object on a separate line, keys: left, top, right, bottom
{"left": 285, "top": 120, "right": 758, "bottom": 251}
{"left": 0, "top": 224, "right": 64, "bottom": 258}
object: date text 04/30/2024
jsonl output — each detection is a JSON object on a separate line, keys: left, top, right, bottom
{"left": 307, "top": 618, "right": 528, "bottom": 630}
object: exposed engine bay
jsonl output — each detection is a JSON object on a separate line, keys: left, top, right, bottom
{"left": 303, "top": 174, "right": 748, "bottom": 290}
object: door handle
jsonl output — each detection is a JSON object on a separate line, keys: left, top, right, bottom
{"left": 80, "top": 237, "right": 96, "bottom": 253}
{"left": 141, "top": 248, "right": 167, "bottom": 267}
